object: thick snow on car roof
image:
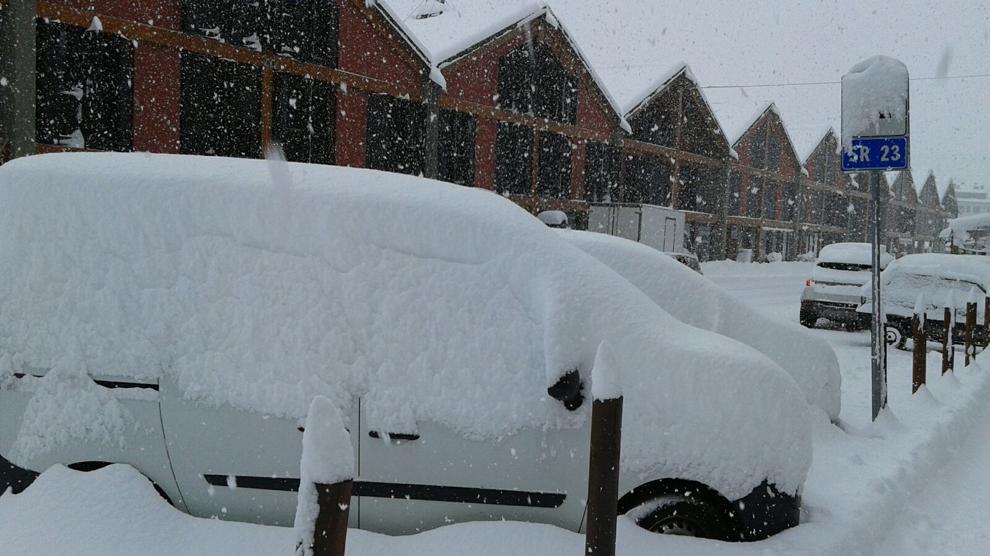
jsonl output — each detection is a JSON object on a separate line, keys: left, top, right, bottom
{"left": 818, "top": 242, "right": 893, "bottom": 266}
{"left": 563, "top": 230, "right": 841, "bottom": 421}
{"left": 0, "top": 153, "right": 811, "bottom": 499}
{"left": 885, "top": 254, "right": 990, "bottom": 289}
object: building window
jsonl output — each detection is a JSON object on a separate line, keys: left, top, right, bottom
{"left": 749, "top": 128, "right": 766, "bottom": 169}
{"left": 182, "top": 0, "right": 338, "bottom": 66}
{"left": 273, "top": 73, "right": 335, "bottom": 165}
{"left": 765, "top": 138, "right": 782, "bottom": 172}
{"left": 622, "top": 154, "right": 671, "bottom": 205}
{"left": 584, "top": 142, "right": 621, "bottom": 202}
{"left": 783, "top": 183, "right": 797, "bottom": 221}
{"left": 537, "top": 132, "right": 572, "bottom": 199}
{"left": 180, "top": 52, "right": 262, "bottom": 158}
{"left": 36, "top": 21, "right": 134, "bottom": 151}
{"left": 746, "top": 179, "right": 762, "bottom": 218}
{"left": 763, "top": 182, "right": 777, "bottom": 219}
{"left": 437, "top": 109, "right": 476, "bottom": 186}
{"left": 497, "top": 43, "right": 577, "bottom": 125}
{"left": 495, "top": 122, "right": 533, "bottom": 195}
{"left": 728, "top": 172, "right": 742, "bottom": 216}
{"left": 367, "top": 94, "right": 425, "bottom": 176}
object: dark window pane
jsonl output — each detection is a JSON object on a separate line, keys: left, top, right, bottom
{"left": 497, "top": 43, "right": 577, "bottom": 125}
{"left": 437, "top": 109, "right": 476, "bottom": 186}
{"left": 584, "top": 142, "right": 621, "bottom": 202}
{"left": 36, "top": 21, "right": 134, "bottom": 151}
{"left": 749, "top": 128, "right": 767, "bottom": 169}
{"left": 746, "top": 177, "right": 762, "bottom": 218}
{"left": 783, "top": 183, "right": 797, "bottom": 221}
{"left": 182, "top": 1, "right": 337, "bottom": 65}
{"left": 537, "top": 132, "right": 572, "bottom": 199}
{"left": 180, "top": 52, "right": 262, "bottom": 158}
{"left": 763, "top": 181, "right": 777, "bottom": 219}
{"left": 622, "top": 154, "right": 671, "bottom": 205}
{"left": 728, "top": 172, "right": 742, "bottom": 216}
{"left": 273, "top": 73, "right": 335, "bottom": 164}
{"left": 765, "top": 138, "right": 781, "bottom": 172}
{"left": 495, "top": 122, "right": 533, "bottom": 195}
{"left": 367, "top": 94, "right": 425, "bottom": 175}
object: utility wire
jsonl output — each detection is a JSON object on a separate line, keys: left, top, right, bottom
{"left": 698, "top": 72, "right": 990, "bottom": 89}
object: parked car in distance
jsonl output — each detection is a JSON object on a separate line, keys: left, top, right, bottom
{"left": 0, "top": 153, "right": 813, "bottom": 542}
{"left": 857, "top": 254, "right": 990, "bottom": 349}
{"left": 801, "top": 243, "right": 893, "bottom": 329}
{"left": 664, "top": 251, "right": 703, "bottom": 274}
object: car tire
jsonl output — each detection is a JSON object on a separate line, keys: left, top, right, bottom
{"left": 68, "top": 461, "right": 174, "bottom": 506}
{"left": 884, "top": 325, "right": 907, "bottom": 350}
{"left": 633, "top": 492, "right": 738, "bottom": 541}
{"left": 800, "top": 310, "right": 817, "bottom": 328}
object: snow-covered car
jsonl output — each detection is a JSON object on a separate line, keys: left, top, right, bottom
{"left": 857, "top": 254, "right": 990, "bottom": 349}
{"left": 564, "top": 230, "right": 841, "bottom": 422}
{"left": 800, "top": 242, "right": 893, "bottom": 329}
{"left": 0, "top": 153, "right": 812, "bottom": 541}
{"left": 663, "top": 251, "right": 703, "bottom": 274}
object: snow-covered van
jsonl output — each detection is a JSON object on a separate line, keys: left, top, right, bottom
{"left": 800, "top": 242, "right": 893, "bottom": 329}
{"left": 857, "top": 254, "right": 990, "bottom": 349}
{"left": 0, "top": 153, "right": 812, "bottom": 541}
{"left": 563, "top": 230, "right": 841, "bottom": 422}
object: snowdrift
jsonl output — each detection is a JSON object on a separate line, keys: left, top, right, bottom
{"left": 562, "top": 230, "right": 841, "bottom": 420}
{"left": 0, "top": 153, "right": 810, "bottom": 499}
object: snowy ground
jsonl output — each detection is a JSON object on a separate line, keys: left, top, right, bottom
{"left": 3, "top": 261, "right": 989, "bottom": 555}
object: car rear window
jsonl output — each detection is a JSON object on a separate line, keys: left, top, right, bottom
{"left": 817, "top": 262, "right": 872, "bottom": 271}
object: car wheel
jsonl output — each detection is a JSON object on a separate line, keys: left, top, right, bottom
{"left": 68, "top": 461, "right": 174, "bottom": 505}
{"left": 800, "top": 310, "right": 817, "bottom": 328}
{"left": 884, "top": 325, "right": 907, "bottom": 349}
{"left": 633, "top": 493, "right": 737, "bottom": 541}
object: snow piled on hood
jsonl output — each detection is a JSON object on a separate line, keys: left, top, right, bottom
{"left": 562, "top": 230, "right": 840, "bottom": 421}
{"left": 0, "top": 153, "right": 810, "bottom": 498}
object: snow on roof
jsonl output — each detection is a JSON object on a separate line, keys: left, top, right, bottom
{"left": 561, "top": 230, "right": 841, "bottom": 420}
{"left": 730, "top": 103, "right": 803, "bottom": 168}
{"left": 0, "top": 153, "right": 810, "bottom": 499}
{"left": 365, "top": 0, "right": 446, "bottom": 87}
{"left": 818, "top": 242, "right": 892, "bottom": 266}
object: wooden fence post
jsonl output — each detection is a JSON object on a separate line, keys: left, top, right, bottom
{"left": 309, "top": 481, "right": 352, "bottom": 556}
{"left": 943, "top": 307, "right": 952, "bottom": 374}
{"left": 295, "top": 396, "right": 354, "bottom": 556}
{"left": 966, "top": 302, "right": 977, "bottom": 366}
{"left": 912, "top": 312, "right": 926, "bottom": 393}
{"left": 585, "top": 396, "right": 623, "bottom": 556}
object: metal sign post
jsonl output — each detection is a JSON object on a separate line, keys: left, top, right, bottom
{"left": 841, "top": 56, "right": 910, "bottom": 422}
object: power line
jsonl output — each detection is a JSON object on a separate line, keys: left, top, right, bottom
{"left": 696, "top": 72, "right": 990, "bottom": 90}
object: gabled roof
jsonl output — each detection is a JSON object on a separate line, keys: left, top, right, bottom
{"left": 919, "top": 172, "right": 941, "bottom": 208}
{"left": 622, "top": 64, "right": 729, "bottom": 148}
{"left": 437, "top": 5, "right": 629, "bottom": 132}
{"left": 733, "top": 103, "right": 802, "bottom": 171}
{"left": 891, "top": 171, "right": 918, "bottom": 204}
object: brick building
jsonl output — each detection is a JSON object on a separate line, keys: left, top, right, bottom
{"left": 0, "top": 1, "right": 959, "bottom": 261}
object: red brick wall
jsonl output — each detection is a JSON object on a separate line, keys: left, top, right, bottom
{"left": 133, "top": 44, "right": 180, "bottom": 153}
{"left": 335, "top": 91, "right": 368, "bottom": 168}
{"left": 339, "top": 0, "right": 424, "bottom": 91}
{"left": 473, "top": 117, "right": 497, "bottom": 190}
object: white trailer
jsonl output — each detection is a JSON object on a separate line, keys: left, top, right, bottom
{"left": 587, "top": 203, "right": 685, "bottom": 254}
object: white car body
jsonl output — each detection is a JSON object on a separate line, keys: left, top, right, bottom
{"left": 801, "top": 242, "right": 893, "bottom": 327}
{"left": 0, "top": 153, "right": 811, "bottom": 541}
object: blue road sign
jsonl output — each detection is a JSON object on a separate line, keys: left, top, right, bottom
{"left": 841, "top": 136, "right": 909, "bottom": 172}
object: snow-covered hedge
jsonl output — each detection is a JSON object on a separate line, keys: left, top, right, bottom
{"left": 562, "top": 230, "right": 841, "bottom": 421}
{"left": 0, "top": 153, "right": 811, "bottom": 499}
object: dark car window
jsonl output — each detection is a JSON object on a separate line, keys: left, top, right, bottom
{"left": 817, "top": 262, "right": 872, "bottom": 272}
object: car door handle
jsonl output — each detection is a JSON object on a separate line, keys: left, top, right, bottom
{"left": 368, "top": 431, "right": 420, "bottom": 441}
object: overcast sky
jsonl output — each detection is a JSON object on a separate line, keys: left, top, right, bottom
{"left": 389, "top": 0, "right": 990, "bottom": 194}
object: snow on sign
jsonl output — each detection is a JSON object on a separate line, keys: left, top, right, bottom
{"left": 840, "top": 55, "right": 910, "bottom": 172}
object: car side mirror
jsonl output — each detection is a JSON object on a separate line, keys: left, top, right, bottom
{"left": 547, "top": 370, "right": 584, "bottom": 411}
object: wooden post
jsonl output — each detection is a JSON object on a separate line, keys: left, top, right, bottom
{"left": 309, "top": 480, "right": 352, "bottom": 556}
{"left": 966, "top": 302, "right": 977, "bottom": 366}
{"left": 943, "top": 307, "right": 952, "bottom": 374}
{"left": 912, "top": 312, "right": 926, "bottom": 393}
{"left": 585, "top": 396, "right": 623, "bottom": 556}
